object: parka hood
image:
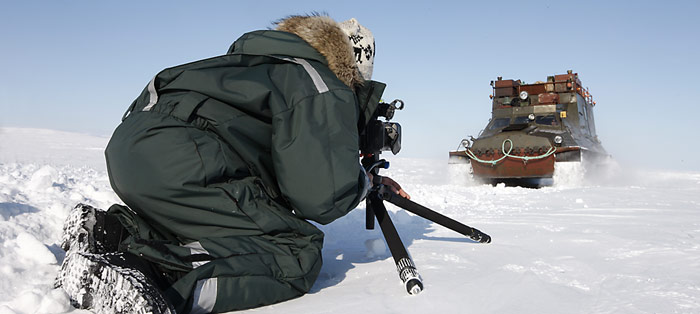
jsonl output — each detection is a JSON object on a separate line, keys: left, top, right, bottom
{"left": 275, "top": 15, "right": 364, "bottom": 88}
{"left": 227, "top": 15, "right": 364, "bottom": 88}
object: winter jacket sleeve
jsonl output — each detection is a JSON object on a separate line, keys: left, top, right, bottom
{"left": 271, "top": 88, "right": 367, "bottom": 225}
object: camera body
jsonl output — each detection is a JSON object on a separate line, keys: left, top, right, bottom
{"left": 360, "top": 100, "right": 403, "bottom": 155}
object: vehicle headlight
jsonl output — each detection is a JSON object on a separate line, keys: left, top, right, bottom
{"left": 554, "top": 135, "right": 563, "bottom": 145}
{"left": 519, "top": 91, "right": 529, "bottom": 100}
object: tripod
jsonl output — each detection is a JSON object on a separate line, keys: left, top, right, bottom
{"left": 363, "top": 157, "right": 491, "bottom": 295}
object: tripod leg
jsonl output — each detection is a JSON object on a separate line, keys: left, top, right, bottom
{"left": 366, "top": 199, "right": 375, "bottom": 230}
{"left": 379, "top": 187, "right": 491, "bottom": 243}
{"left": 368, "top": 191, "right": 423, "bottom": 295}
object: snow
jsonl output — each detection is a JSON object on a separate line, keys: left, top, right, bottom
{"left": 1, "top": 126, "right": 699, "bottom": 313}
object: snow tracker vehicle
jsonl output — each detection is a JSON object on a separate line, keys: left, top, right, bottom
{"left": 449, "top": 71, "right": 607, "bottom": 180}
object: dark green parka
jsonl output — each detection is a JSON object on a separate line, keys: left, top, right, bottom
{"left": 105, "top": 16, "right": 384, "bottom": 313}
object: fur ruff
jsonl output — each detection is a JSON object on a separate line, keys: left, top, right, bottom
{"left": 275, "top": 15, "right": 364, "bottom": 88}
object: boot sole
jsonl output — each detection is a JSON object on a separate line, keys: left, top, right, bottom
{"left": 56, "top": 252, "right": 174, "bottom": 314}
{"left": 60, "top": 203, "right": 97, "bottom": 254}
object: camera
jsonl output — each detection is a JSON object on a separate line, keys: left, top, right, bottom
{"left": 360, "top": 99, "right": 403, "bottom": 155}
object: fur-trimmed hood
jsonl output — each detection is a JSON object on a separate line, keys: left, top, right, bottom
{"left": 275, "top": 15, "right": 364, "bottom": 88}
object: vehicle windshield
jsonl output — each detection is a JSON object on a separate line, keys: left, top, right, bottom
{"left": 535, "top": 115, "right": 558, "bottom": 126}
{"left": 510, "top": 115, "right": 559, "bottom": 126}
{"left": 512, "top": 116, "right": 530, "bottom": 124}
{"left": 488, "top": 118, "right": 510, "bottom": 130}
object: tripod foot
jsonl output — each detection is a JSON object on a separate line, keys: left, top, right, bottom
{"left": 470, "top": 230, "right": 492, "bottom": 243}
{"left": 406, "top": 278, "right": 423, "bottom": 295}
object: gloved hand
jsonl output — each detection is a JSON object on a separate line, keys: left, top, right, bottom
{"left": 368, "top": 174, "right": 410, "bottom": 200}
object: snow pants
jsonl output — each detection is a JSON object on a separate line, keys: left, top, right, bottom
{"left": 105, "top": 111, "right": 325, "bottom": 313}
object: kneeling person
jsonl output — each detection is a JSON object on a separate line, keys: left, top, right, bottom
{"left": 56, "top": 15, "right": 408, "bottom": 314}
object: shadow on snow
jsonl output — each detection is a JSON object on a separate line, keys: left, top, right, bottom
{"left": 0, "top": 202, "right": 40, "bottom": 220}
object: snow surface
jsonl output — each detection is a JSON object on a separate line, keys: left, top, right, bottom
{"left": 1, "top": 127, "right": 700, "bottom": 314}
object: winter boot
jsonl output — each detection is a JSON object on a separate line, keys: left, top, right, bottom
{"left": 61, "top": 203, "right": 126, "bottom": 255}
{"left": 56, "top": 252, "right": 175, "bottom": 314}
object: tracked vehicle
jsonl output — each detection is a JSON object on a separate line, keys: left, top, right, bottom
{"left": 449, "top": 71, "right": 607, "bottom": 180}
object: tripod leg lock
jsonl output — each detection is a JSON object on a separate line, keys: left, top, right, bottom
{"left": 397, "top": 257, "right": 423, "bottom": 295}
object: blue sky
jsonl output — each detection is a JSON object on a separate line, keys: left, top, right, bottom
{"left": 2, "top": 1, "right": 699, "bottom": 171}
